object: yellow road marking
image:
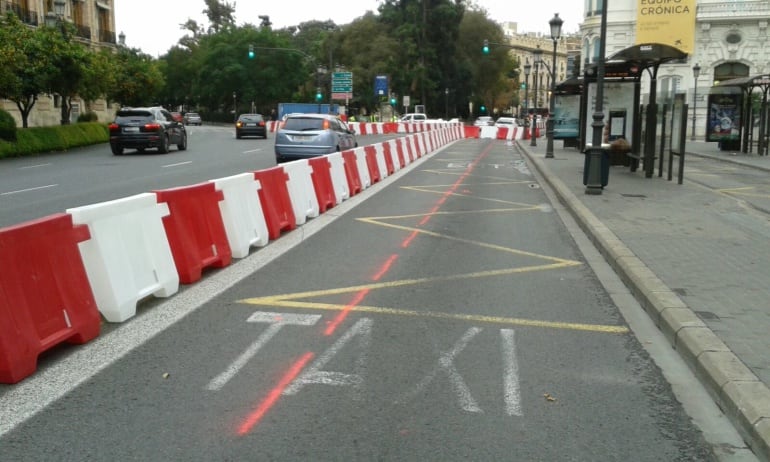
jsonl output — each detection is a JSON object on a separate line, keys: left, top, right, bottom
{"left": 238, "top": 299, "right": 628, "bottom": 334}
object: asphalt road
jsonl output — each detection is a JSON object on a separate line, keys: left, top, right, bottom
{"left": 0, "top": 137, "right": 727, "bottom": 460}
{"left": 0, "top": 125, "right": 398, "bottom": 228}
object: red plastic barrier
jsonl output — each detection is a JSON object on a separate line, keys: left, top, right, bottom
{"left": 364, "top": 145, "right": 381, "bottom": 184}
{"left": 308, "top": 156, "right": 337, "bottom": 213}
{"left": 154, "top": 182, "right": 232, "bottom": 284}
{"left": 382, "top": 122, "right": 398, "bottom": 134}
{"left": 381, "top": 142, "right": 396, "bottom": 175}
{"left": 463, "top": 126, "right": 480, "bottom": 139}
{"left": 0, "top": 213, "right": 101, "bottom": 384}
{"left": 341, "top": 150, "right": 363, "bottom": 196}
{"left": 253, "top": 166, "right": 297, "bottom": 240}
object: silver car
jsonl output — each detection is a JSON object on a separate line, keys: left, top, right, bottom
{"left": 275, "top": 114, "right": 357, "bottom": 163}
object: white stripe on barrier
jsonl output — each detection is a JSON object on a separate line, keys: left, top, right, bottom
{"left": 386, "top": 140, "right": 402, "bottom": 172}
{"left": 326, "top": 152, "right": 349, "bottom": 204}
{"left": 352, "top": 146, "right": 371, "bottom": 189}
{"left": 210, "top": 173, "right": 269, "bottom": 259}
{"left": 66, "top": 193, "right": 179, "bottom": 323}
{"left": 374, "top": 144, "right": 389, "bottom": 180}
{"left": 281, "top": 159, "right": 320, "bottom": 226}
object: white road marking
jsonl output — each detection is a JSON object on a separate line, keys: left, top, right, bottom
{"left": 1, "top": 184, "right": 58, "bottom": 196}
{"left": 207, "top": 311, "right": 321, "bottom": 391}
{"left": 242, "top": 149, "right": 263, "bottom": 154}
{"left": 284, "top": 318, "right": 373, "bottom": 397}
{"left": 162, "top": 161, "right": 192, "bottom": 168}
{"left": 20, "top": 163, "right": 52, "bottom": 169}
{"left": 398, "top": 327, "right": 483, "bottom": 413}
{"left": 501, "top": 329, "right": 522, "bottom": 416}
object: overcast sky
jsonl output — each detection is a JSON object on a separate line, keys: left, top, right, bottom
{"left": 115, "top": 0, "right": 584, "bottom": 57}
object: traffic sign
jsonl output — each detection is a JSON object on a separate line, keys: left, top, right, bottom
{"left": 332, "top": 72, "right": 353, "bottom": 94}
{"left": 374, "top": 75, "right": 388, "bottom": 97}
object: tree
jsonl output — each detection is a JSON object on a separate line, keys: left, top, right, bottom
{"left": 38, "top": 21, "right": 91, "bottom": 124}
{"left": 0, "top": 13, "right": 54, "bottom": 127}
{"left": 107, "top": 47, "right": 165, "bottom": 108}
{"left": 202, "top": 0, "right": 236, "bottom": 34}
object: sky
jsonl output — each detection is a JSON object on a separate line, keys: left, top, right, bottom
{"left": 114, "top": 0, "right": 584, "bottom": 57}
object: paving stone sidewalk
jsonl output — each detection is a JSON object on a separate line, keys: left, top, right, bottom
{"left": 519, "top": 138, "right": 770, "bottom": 461}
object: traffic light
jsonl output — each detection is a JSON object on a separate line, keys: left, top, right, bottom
{"left": 480, "top": 105, "right": 486, "bottom": 113}
{"left": 315, "top": 88, "right": 323, "bottom": 102}
{"left": 248, "top": 45, "right": 254, "bottom": 59}
{"left": 390, "top": 97, "right": 397, "bottom": 106}
{"left": 482, "top": 39, "right": 490, "bottom": 54}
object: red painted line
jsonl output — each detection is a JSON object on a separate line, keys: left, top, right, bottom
{"left": 237, "top": 351, "right": 315, "bottom": 436}
{"left": 324, "top": 288, "right": 370, "bottom": 336}
{"left": 402, "top": 230, "right": 420, "bottom": 249}
{"left": 372, "top": 254, "right": 399, "bottom": 281}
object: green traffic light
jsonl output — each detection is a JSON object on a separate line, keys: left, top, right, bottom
{"left": 248, "top": 45, "right": 254, "bottom": 59}
{"left": 390, "top": 98, "right": 396, "bottom": 105}
{"left": 480, "top": 105, "right": 486, "bottom": 113}
{"left": 316, "top": 92, "right": 323, "bottom": 102}
{"left": 482, "top": 40, "right": 490, "bottom": 55}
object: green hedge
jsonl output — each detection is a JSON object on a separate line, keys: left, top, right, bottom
{"left": 0, "top": 122, "right": 109, "bottom": 159}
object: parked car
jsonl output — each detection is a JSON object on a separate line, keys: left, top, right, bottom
{"left": 183, "top": 112, "right": 202, "bottom": 125}
{"left": 474, "top": 116, "right": 494, "bottom": 127}
{"left": 235, "top": 113, "right": 267, "bottom": 139}
{"left": 108, "top": 106, "right": 187, "bottom": 155}
{"left": 275, "top": 113, "right": 357, "bottom": 163}
{"left": 494, "top": 116, "right": 517, "bottom": 128}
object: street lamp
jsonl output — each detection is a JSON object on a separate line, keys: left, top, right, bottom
{"left": 585, "top": 0, "right": 609, "bottom": 195}
{"left": 531, "top": 46, "right": 542, "bottom": 147}
{"left": 233, "top": 92, "right": 237, "bottom": 122}
{"left": 691, "top": 63, "right": 701, "bottom": 141}
{"left": 445, "top": 88, "right": 449, "bottom": 120}
{"left": 545, "top": 13, "right": 563, "bottom": 159}
{"left": 523, "top": 61, "right": 531, "bottom": 120}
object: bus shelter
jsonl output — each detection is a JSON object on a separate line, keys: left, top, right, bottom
{"left": 709, "top": 74, "right": 770, "bottom": 155}
{"left": 582, "top": 43, "right": 688, "bottom": 178}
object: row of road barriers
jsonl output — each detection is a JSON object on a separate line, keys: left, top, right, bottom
{"left": 266, "top": 120, "right": 536, "bottom": 139}
{"left": 0, "top": 123, "right": 465, "bottom": 384}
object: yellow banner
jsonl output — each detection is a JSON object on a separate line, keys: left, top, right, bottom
{"left": 635, "top": 0, "right": 696, "bottom": 54}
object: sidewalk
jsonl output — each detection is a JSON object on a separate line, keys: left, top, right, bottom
{"left": 519, "top": 138, "right": 770, "bottom": 461}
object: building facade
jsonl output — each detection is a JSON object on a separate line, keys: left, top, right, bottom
{"left": 580, "top": 0, "right": 770, "bottom": 139}
{"left": 1, "top": 0, "right": 118, "bottom": 126}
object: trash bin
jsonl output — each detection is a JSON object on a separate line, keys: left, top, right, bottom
{"left": 582, "top": 147, "right": 609, "bottom": 188}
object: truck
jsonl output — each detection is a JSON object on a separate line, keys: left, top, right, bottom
{"left": 277, "top": 102, "right": 339, "bottom": 120}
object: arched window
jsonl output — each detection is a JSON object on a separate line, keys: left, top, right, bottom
{"left": 713, "top": 62, "right": 749, "bottom": 85}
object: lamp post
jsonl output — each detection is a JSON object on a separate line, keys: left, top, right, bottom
{"left": 585, "top": 0, "right": 609, "bottom": 195}
{"left": 445, "top": 87, "right": 449, "bottom": 120}
{"left": 545, "top": 13, "right": 563, "bottom": 159}
{"left": 530, "top": 46, "right": 542, "bottom": 147}
{"left": 233, "top": 92, "right": 237, "bottom": 122}
{"left": 523, "top": 62, "right": 531, "bottom": 120}
{"left": 691, "top": 63, "right": 701, "bottom": 141}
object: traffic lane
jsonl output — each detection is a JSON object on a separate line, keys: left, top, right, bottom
{"left": 682, "top": 154, "right": 770, "bottom": 213}
{"left": 0, "top": 126, "right": 399, "bottom": 227}
{"left": 0, "top": 139, "right": 712, "bottom": 460}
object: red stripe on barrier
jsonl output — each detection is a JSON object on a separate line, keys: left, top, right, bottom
{"left": 364, "top": 145, "right": 381, "bottom": 184}
{"left": 464, "top": 126, "right": 480, "bottom": 139}
{"left": 253, "top": 167, "right": 297, "bottom": 240}
{"left": 404, "top": 137, "right": 415, "bottom": 162}
{"left": 308, "top": 156, "right": 337, "bottom": 214}
{"left": 381, "top": 143, "right": 396, "bottom": 175}
{"left": 341, "top": 150, "right": 363, "bottom": 196}
{"left": 394, "top": 139, "right": 407, "bottom": 169}
{"left": 0, "top": 213, "right": 100, "bottom": 384}
{"left": 155, "top": 183, "right": 232, "bottom": 284}
{"left": 382, "top": 122, "right": 397, "bottom": 134}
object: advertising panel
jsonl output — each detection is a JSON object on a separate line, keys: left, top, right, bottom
{"left": 706, "top": 93, "right": 742, "bottom": 141}
{"left": 636, "top": 0, "right": 696, "bottom": 54}
{"left": 552, "top": 95, "right": 580, "bottom": 139}
{"left": 585, "top": 82, "right": 635, "bottom": 147}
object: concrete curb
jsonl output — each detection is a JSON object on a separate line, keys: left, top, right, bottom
{"left": 521, "top": 145, "right": 770, "bottom": 461}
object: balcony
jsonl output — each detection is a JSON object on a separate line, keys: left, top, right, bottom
{"left": 6, "top": 2, "right": 38, "bottom": 26}
{"left": 99, "top": 29, "right": 116, "bottom": 44}
{"left": 74, "top": 24, "right": 91, "bottom": 40}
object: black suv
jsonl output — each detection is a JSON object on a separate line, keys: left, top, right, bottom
{"left": 109, "top": 107, "right": 187, "bottom": 155}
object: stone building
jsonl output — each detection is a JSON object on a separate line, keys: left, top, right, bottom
{"left": 0, "top": 0, "right": 118, "bottom": 127}
{"left": 497, "top": 21, "right": 582, "bottom": 116}
{"left": 580, "top": 0, "right": 770, "bottom": 139}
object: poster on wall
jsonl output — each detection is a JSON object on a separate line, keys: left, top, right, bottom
{"left": 585, "top": 81, "right": 635, "bottom": 147}
{"left": 552, "top": 95, "right": 580, "bottom": 139}
{"left": 706, "top": 93, "right": 741, "bottom": 141}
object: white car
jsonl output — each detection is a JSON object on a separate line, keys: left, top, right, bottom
{"left": 494, "top": 117, "right": 517, "bottom": 128}
{"left": 474, "top": 116, "right": 494, "bottom": 127}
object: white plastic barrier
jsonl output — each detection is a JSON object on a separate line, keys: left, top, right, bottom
{"left": 373, "top": 144, "right": 389, "bottom": 180}
{"left": 326, "top": 152, "right": 349, "bottom": 204}
{"left": 209, "top": 172, "right": 269, "bottom": 259}
{"left": 352, "top": 146, "right": 372, "bottom": 189}
{"left": 66, "top": 193, "right": 179, "bottom": 323}
{"left": 281, "top": 159, "right": 320, "bottom": 226}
